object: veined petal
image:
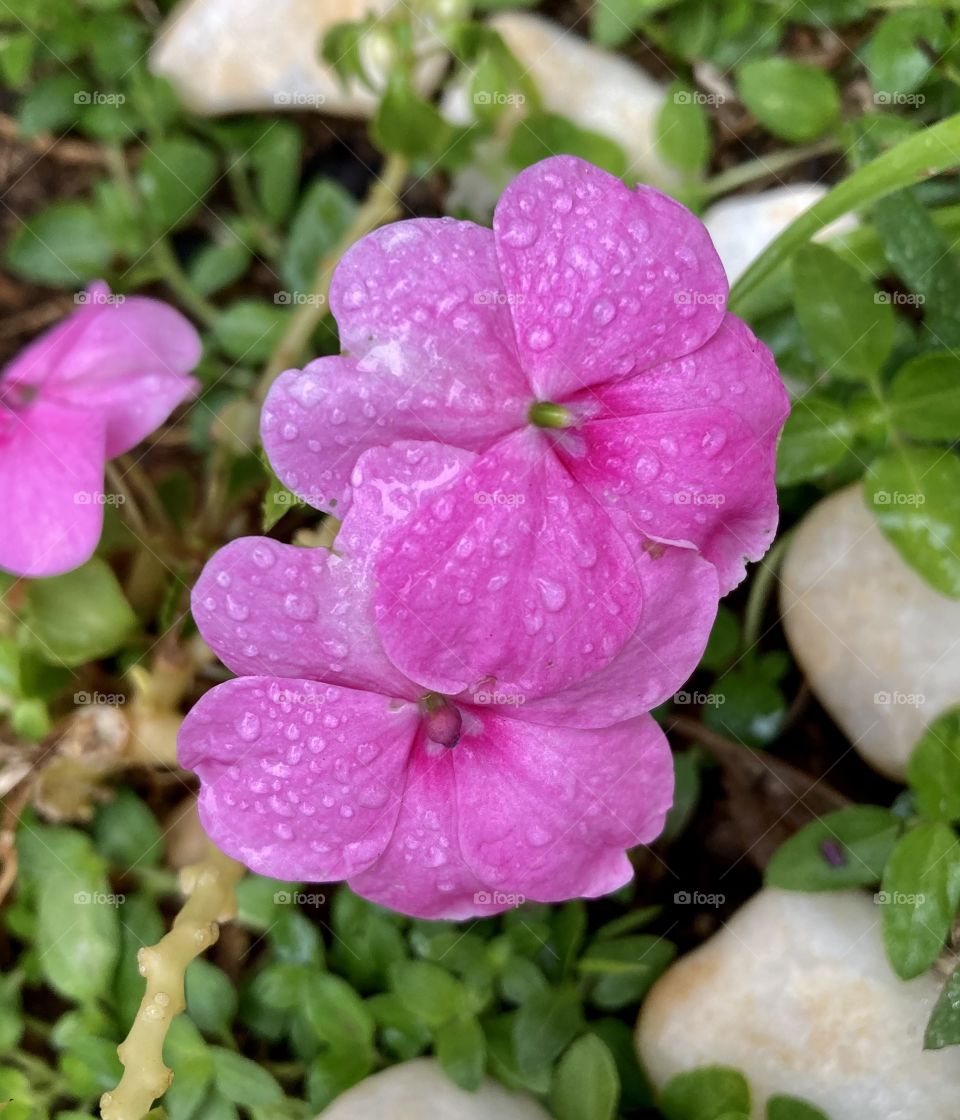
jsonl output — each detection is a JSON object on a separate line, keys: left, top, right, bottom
{"left": 178, "top": 676, "right": 418, "bottom": 882}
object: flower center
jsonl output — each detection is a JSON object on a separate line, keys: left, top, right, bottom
{"left": 421, "top": 692, "right": 462, "bottom": 749}
{"left": 527, "top": 400, "right": 573, "bottom": 429}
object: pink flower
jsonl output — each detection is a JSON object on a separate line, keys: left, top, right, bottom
{"left": 0, "top": 283, "right": 201, "bottom": 578}
{"left": 179, "top": 442, "right": 717, "bottom": 918}
{"left": 262, "top": 156, "right": 788, "bottom": 692}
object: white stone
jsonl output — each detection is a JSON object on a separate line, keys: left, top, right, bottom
{"left": 637, "top": 889, "right": 960, "bottom": 1120}
{"left": 779, "top": 483, "right": 960, "bottom": 781}
{"left": 703, "top": 184, "right": 858, "bottom": 283}
{"left": 316, "top": 1059, "right": 550, "bottom": 1120}
{"left": 442, "top": 12, "right": 675, "bottom": 217}
{"left": 150, "top": 0, "right": 441, "bottom": 118}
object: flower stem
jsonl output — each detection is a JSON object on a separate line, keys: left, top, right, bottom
{"left": 741, "top": 530, "right": 792, "bottom": 654}
{"left": 702, "top": 137, "right": 841, "bottom": 202}
{"left": 100, "top": 843, "right": 244, "bottom": 1120}
{"left": 255, "top": 154, "right": 409, "bottom": 406}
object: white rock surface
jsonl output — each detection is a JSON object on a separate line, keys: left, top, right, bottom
{"left": 703, "top": 184, "right": 858, "bottom": 283}
{"left": 779, "top": 483, "right": 960, "bottom": 781}
{"left": 442, "top": 11, "right": 675, "bottom": 215}
{"left": 317, "top": 1059, "right": 550, "bottom": 1120}
{"left": 637, "top": 889, "right": 960, "bottom": 1120}
{"left": 151, "top": 0, "right": 441, "bottom": 118}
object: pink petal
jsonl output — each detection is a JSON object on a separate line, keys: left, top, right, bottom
{"left": 369, "top": 429, "right": 644, "bottom": 700}
{"left": 516, "top": 544, "right": 719, "bottom": 728}
{"left": 6, "top": 284, "right": 200, "bottom": 459}
{"left": 493, "top": 156, "right": 727, "bottom": 400}
{"left": 562, "top": 317, "right": 788, "bottom": 594}
{"left": 348, "top": 741, "right": 491, "bottom": 920}
{"left": 191, "top": 537, "right": 412, "bottom": 698}
{"left": 0, "top": 399, "right": 106, "bottom": 578}
{"left": 178, "top": 676, "right": 418, "bottom": 881}
{"left": 455, "top": 710, "right": 673, "bottom": 903}
{"left": 261, "top": 218, "right": 530, "bottom": 515}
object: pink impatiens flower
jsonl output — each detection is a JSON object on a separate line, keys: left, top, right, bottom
{"left": 262, "top": 155, "right": 789, "bottom": 694}
{"left": 0, "top": 283, "right": 201, "bottom": 578}
{"left": 179, "top": 442, "right": 717, "bottom": 918}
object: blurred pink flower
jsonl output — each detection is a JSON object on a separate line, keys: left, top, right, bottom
{"left": 179, "top": 441, "right": 717, "bottom": 919}
{"left": 262, "top": 156, "right": 788, "bottom": 690}
{"left": 0, "top": 282, "right": 201, "bottom": 578}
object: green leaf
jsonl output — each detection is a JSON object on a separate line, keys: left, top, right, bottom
{"left": 189, "top": 234, "right": 253, "bottom": 298}
{"left": 867, "top": 10, "right": 947, "bottom": 98}
{"left": 888, "top": 354, "right": 960, "bottom": 442}
{"left": 765, "top": 806, "right": 900, "bottom": 890}
{"left": 37, "top": 869, "right": 120, "bottom": 1003}
{"left": 731, "top": 113, "right": 960, "bottom": 314}
{"left": 513, "top": 986, "right": 584, "bottom": 1077}
{"left": 871, "top": 187, "right": 960, "bottom": 349}
{"left": 880, "top": 822, "right": 960, "bottom": 979}
{"left": 699, "top": 606, "right": 739, "bottom": 673}
{"left": 865, "top": 448, "right": 960, "bottom": 599}
{"left": 499, "top": 956, "right": 549, "bottom": 1005}
{"left": 924, "top": 962, "right": 960, "bottom": 1050}
{"left": 792, "top": 244, "right": 893, "bottom": 384}
{"left": 372, "top": 72, "right": 455, "bottom": 160}
{"left": 657, "top": 82, "right": 711, "bottom": 175}
{"left": 302, "top": 973, "right": 375, "bottom": 1051}
{"left": 660, "top": 1065, "right": 751, "bottom": 1120}
{"left": 550, "top": 1033, "right": 619, "bottom": 1120}
{"left": 210, "top": 1048, "right": 284, "bottom": 1107}
{"left": 94, "top": 789, "right": 162, "bottom": 869}
{"left": 185, "top": 959, "right": 238, "bottom": 1035}
{"left": 767, "top": 1097, "right": 830, "bottom": 1120}
{"left": 24, "top": 558, "right": 137, "bottom": 666}
{"left": 213, "top": 300, "right": 291, "bottom": 362}
{"left": 389, "top": 961, "right": 468, "bottom": 1029}
{"left": 908, "top": 709, "right": 960, "bottom": 823}
{"left": 737, "top": 58, "right": 839, "bottom": 142}
{"left": 437, "top": 1015, "right": 486, "bottom": 1091}
{"left": 5, "top": 200, "right": 114, "bottom": 286}
{"left": 281, "top": 177, "right": 357, "bottom": 295}
{"left": 0, "top": 32, "right": 36, "bottom": 88}
{"left": 305, "top": 1045, "right": 372, "bottom": 1112}
{"left": 367, "top": 992, "right": 431, "bottom": 1061}
{"left": 136, "top": 136, "right": 219, "bottom": 232}
{"left": 251, "top": 121, "right": 303, "bottom": 225}
{"left": 16, "top": 73, "right": 85, "bottom": 135}
{"left": 776, "top": 393, "right": 858, "bottom": 486}
{"left": 579, "top": 936, "right": 676, "bottom": 1009}
{"left": 702, "top": 663, "right": 786, "bottom": 748}
{"left": 508, "top": 112, "right": 627, "bottom": 178}
{"left": 269, "top": 907, "right": 323, "bottom": 967}
{"left": 591, "top": 0, "right": 668, "bottom": 48}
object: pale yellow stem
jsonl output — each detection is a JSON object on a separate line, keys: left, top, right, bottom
{"left": 100, "top": 843, "right": 244, "bottom": 1120}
